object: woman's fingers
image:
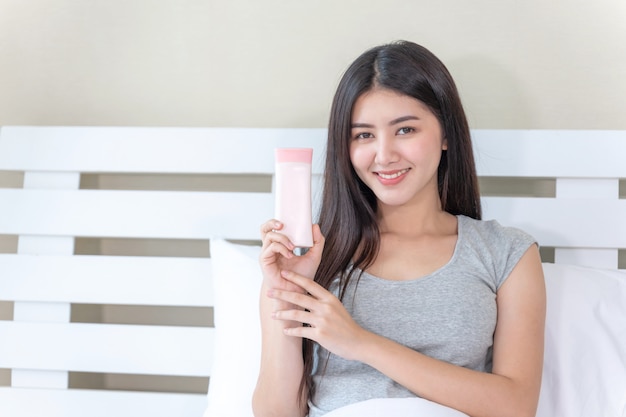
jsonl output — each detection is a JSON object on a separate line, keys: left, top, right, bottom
{"left": 259, "top": 219, "right": 295, "bottom": 263}
{"left": 268, "top": 270, "right": 334, "bottom": 322}
{"left": 272, "top": 307, "right": 312, "bottom": 324}
{"left": 260, "top": 220, "right": 295, "bottom": 251}
{"left": 260, "top": 219, "right": 282, "bottom": 236}
{"left": 269, "top": 269, "right": 366, "bottom": 360}
{"left": 279, "top": 270, "right": 327, "bottom": 299}
{"left": 268, "top": 286, "right": 316, "bottom": 311}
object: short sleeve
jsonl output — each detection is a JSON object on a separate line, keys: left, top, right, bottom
{"left": 459, "top": 216, "right": 537, "bottom": 291}
{"left": 488, "top": 221, "right": 537, "bottom": 290}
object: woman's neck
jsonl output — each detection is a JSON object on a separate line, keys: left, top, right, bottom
{"left": 377, "top": 199, "right": 452, "bottom": 237}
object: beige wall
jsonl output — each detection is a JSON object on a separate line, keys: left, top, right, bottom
{"left": 1, "top": 0, "right": 625, "bottom": 129}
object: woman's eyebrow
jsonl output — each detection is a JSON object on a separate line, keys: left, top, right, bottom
{"left": 351, "top": 115, "right": 420, "bottom": 129}
{"left": 389, "top": 115, "right": 419, "bottom": 125}
{"left": 351, "top": 122, "right": 374, "bottom": 129}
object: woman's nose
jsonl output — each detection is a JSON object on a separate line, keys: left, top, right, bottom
{"left": 374, "top": 136, "right": 398, "bottom": 166}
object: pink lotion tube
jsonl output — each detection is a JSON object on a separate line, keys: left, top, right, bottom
{"left": 274, "top": 148, "right": 314, "bottom": 248}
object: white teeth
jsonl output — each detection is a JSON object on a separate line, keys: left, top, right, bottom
{"left": 377, "top": 169, "right": 409, "bottom": 179}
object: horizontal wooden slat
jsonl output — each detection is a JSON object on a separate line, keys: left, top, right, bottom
{"left": 0, "top": 126, "right": 327, "bottom": 174}
{"left": 0, "top": 189, "right": 273, "bottom": 240}
{"left": 0, "top": 254, "right": 213, "bottom": 306}
{"left": 472, "top": 129, "right": 626, "bottom": 178}
{"left": 0, "top": 387, "right": 207, "bottom": 417}
{"left": 0, "top": 321, "right": 213, "bottom": 376}
{"left": 482, "top": 196, "right": 626, "bottom": 248}
{"left": 2, "top": 127, "right": 626, "bottom": 178}
{"left": 2, "top": 189, "right": 624, "bottom": 247}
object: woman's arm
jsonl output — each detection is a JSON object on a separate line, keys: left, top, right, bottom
{"left": 253, "top": 280, "right": 308, "bottom": 417}
{"left": 252, "top": 221, "right": 325, "bottom": 417}
{"left": 271, "top": 245, "right": 545, "bottom": 417}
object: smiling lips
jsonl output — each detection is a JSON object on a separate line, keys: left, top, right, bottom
{"left": 375, "top": 168, "right": 411, "bottom": 184}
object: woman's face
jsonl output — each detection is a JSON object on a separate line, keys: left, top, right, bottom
{"left": 348, "top": 88, "right": 447, "bottom": 209}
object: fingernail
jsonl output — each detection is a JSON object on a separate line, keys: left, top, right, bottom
{"left": 281, "top": 270, "right": 290, "bottom": 278}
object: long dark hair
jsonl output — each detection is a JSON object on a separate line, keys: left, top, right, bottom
{"left": 301, "top": 40, "right": 481, "bottom": 405}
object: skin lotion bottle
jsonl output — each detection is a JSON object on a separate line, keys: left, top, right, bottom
{"left": 274, "top": 148, "right": 314, "bottom": 248}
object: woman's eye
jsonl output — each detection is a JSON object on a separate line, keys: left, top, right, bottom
{"left": 398, "top": 127, "right": 414, "bottom": 135}
{"left": 354, "top": 132, "right": 373, "bottom": 140}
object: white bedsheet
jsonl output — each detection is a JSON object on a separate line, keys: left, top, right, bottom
{"left": 322, "top": 398, "right": 468, "bottom": 417}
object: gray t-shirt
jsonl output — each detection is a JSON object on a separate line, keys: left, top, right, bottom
{"left": 308, "top": 215, "right": 536, "bottom": 416}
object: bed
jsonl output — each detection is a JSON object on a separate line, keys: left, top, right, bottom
{"left": 0, "top": 126, "right": 624, "bottom": 417}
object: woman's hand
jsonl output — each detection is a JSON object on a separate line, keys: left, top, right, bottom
{"left": 268, "top": 269, "right": 368, "bottom": 361}
{"left": 255, "top": 223, "right": 322, "bottom": 417}
{"left": 259, "top": 220, "right": 325, "bottom": 293}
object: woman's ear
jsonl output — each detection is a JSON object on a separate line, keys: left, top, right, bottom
{"left": 442, "top": 138, "right": 448, "bottom": 150}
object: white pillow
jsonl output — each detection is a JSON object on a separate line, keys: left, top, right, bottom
{"left": 537, "top": 263, "right": 626, "bottom": 417}
{"left": 204, "top": 239, "right": 262, "bottom": 417}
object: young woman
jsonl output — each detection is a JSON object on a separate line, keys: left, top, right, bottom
{"left": 253, "top": 40, "right": 545, "bottom": 417}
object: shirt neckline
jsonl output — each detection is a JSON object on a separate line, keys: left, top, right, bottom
{"left": 355, "top": 214, "right": 465, "bottom": 284}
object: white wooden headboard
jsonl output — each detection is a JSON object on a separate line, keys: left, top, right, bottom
{"left": 473, "top": 130, "right": 626, "bottom": 269}
{"left": 0, "top": 126, "right": 624, "bottom": 417}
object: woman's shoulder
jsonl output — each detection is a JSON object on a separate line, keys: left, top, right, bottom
{"left": 457, "top": 215, "right": 537, "bottom": 289}
{"left": 458, "top": 214, "right": 536, "bottom": 248}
